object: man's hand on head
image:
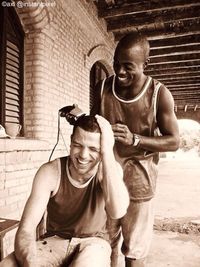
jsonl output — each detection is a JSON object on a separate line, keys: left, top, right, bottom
{"left": 95, "top": 115, "right": 115, "bottom": 155}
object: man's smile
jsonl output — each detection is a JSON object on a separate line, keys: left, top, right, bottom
{"left": 77, "top": 158, "right": 90, "bottom": 165}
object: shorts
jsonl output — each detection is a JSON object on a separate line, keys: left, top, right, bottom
{"left": 121, "top": 198, "right": 154, "bottom": 259}
{"left": 1, "top": 236, "right": 111, "bottom": 267}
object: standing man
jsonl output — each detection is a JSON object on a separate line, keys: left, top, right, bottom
{"left": 91, "top": 32, "right": 180, "bottom": 267}
{"left": 0, "top": 115, "right": 129, "bottom": 267}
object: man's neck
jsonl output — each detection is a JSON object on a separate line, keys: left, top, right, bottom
{"left": 68, "top": 161, "right": 97, "bottom": 185}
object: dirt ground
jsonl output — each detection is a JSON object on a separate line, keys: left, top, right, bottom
{"left": 117, "top": 153, "right": 200, "bottom": 267}
{"left": 147, "top": 154, "right": 200, "bottom": 267}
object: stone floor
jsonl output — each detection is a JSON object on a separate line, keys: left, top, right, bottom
{"left": 119, "top": 155, "right": 200, "bottom": 267}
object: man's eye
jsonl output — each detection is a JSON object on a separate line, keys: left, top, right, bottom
{"left": 125, "top": 65, "right": 134, "bottom": 70}
{"left": 90, "top": 148, "right": 100, "bottom": 153}
{"left": 73, "top": 143, "right": 81, "bottom": 147}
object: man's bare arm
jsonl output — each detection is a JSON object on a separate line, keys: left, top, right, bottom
{"left": 138, "top": 87, "right": 180, "bottom": 152}
{"left": 14, "top": 160, "right": 58, "bottom": 267}
{"left": 95, "top": 115, "right": 129, "bottom": 219}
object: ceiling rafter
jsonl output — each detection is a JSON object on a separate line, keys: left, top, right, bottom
{"left": 98, "top": 0, "right": 200, "bottom": 18}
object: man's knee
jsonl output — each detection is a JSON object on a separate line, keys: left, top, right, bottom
{"left": 0, "top": 252, "right": 18, "bottom": 267}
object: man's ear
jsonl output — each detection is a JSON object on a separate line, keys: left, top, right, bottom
{"left": 143, "top": 58, "right": 150, "bottom": 69}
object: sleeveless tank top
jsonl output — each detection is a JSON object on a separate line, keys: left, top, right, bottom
{"left": 46, "top": 157, "right": 109, "bottom": 241}
{"left": 100, "top": 75, "right": 163, "bottom": 201}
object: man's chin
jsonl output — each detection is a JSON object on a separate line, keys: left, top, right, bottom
{"left": 116, "top": 78, "right": 130, "bottom": 87}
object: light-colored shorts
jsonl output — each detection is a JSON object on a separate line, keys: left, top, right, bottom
{"left": 0, "top": 236, "right": 111, "bottom": 267}
{"left": 121, "top": 198, "right": 154, "bottom": 259}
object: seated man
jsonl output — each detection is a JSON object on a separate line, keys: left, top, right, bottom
{"left": 0, "top": 115, "right": 129, "bottom": 267}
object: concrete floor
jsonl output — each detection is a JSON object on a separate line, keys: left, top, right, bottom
{"left": 147, "top": 155, "right": 200, "bottom": 267}
{"left": 118, "top": 153, "right": 200, "bottom": 267}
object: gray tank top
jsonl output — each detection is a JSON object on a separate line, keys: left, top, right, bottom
{"left": 46, "top": 156, "right": 109, "bottom": 240}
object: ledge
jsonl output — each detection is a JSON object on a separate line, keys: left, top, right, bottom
{"left": 0, "top": 138, "right": 51, "bottom": 152}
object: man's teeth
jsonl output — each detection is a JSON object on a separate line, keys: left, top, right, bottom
{"left": 118, "top": 77, "right": 127, "bottom": 81}
{"left": 78, "top": 159, "right": 89, "bottom": 165}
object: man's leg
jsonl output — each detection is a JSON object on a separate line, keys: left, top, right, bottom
{"left": 36, "top": 235, "right": 70, "bottom": 266}
{"left": 0, "top": 252, "right": 18, "bottom": 267}
{"left": 69, "top": 237, "right": 111, "bottom": 267}
{"left": 0, "top": 236, "right": 69, "bottom": 267}
{"left": 121, "top": 199, "right": 154, "bottom": 267}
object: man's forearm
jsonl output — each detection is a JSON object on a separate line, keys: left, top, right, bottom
{"left": 15, "top": 228, "right": 37, "bottom": 267}
{"left": 102, "top": 152, "right": 129, "bottom": 219}
{"left": 137, "top": 134, "right": 180, "bottom": 152}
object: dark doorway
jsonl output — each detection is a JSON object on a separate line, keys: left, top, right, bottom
{"left": 89, "top": 61, "right": 109, "bottom": 110}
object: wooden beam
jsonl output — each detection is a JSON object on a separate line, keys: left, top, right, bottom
{"left": 114, "top": 21, "right": 200, "bottom": 41}
{"left": 149, "top": 53, "right": 200, "bottom": 64}
{"left": 145, "top": 65, "right": 200, "bottom": 73}
{"left": 149, "top": 34, "right": 200, "bottom": 48}
{"left": 150, "top": 73, "right": 200, "bottom": 80}
{"left": 146, "top": 69, "right": 200, "bottom": 76}
{"left": 171, "top": 91, "right": 200, "bottom": 96}
{"left": 175, "top": 100, "right": 200, "bottom": 104}
{"left": 107, "top": 7, "right": 199, "bottom": 31}
{"left": 166, "top": 83, "right": 200, "bottom": 88}
{"left": 174, "top": 96, "right": 200, "bottom": 100}
{"left": 99, "top": 0, "right": 200, "bottom": 18}
{"left": 161, "top": 79, "right": 200, "bottom": 85}
{"left": 149, "top": 44, "right": 200, "bottom": 57}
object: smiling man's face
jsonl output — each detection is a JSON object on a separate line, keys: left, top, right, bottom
{"left": 113, "top": 45, "right": 146, "bottom": 88}
{"left": 69, "top": 127, "right": 101, "bottom": 180}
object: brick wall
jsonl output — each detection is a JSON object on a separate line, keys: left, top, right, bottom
{"left": 0, "top": 0, "right": 115, "bottom": 256}
{"left": 18, "top": 0, "right": 115, "bottom": 142}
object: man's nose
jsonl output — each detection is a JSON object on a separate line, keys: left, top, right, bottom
{"left": 79, "top": 147, "right": 89, "bottom": 158}
{"left": 118, "top": 65, "right": 126, "bottom": 74}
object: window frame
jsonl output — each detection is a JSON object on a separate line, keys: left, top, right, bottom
{"left": 0, "top": 4, "right": 24, "bottom": 132}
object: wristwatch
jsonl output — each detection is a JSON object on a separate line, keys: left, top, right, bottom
{"left": 132, "top": 134, "right": 140, "bottom": 147}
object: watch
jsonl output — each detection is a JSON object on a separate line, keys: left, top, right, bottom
{"left": 132, "top": 134, "right": 140, "bottom": 147}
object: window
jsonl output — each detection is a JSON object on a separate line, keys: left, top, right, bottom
{"left": 0, "top": 5, "right": 24, "bottom": 133}
{"left": 89, "top": 61, "right": 109, "bottom": 110}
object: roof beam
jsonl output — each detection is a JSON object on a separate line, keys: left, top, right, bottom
{"left": 174, "top": 96, "right": 200, "bottom": 100}
{"left": 145, "top": 64, "right": 200, "bottom": 73}
{"left": 166, "top": 86, "right": 200, "bottom": 91}
{"left": 99, "top": 0, "right": 200, "bottom": 18}
{"left": 149, "top": 44, "right": 200, "bottom": 57}
{"left": 171, "top": 91, "right": 200, "bottom": 95}
{"left": 107, "top": 7, "right": 200, "bottom": 31}
{"left": 149, "top": 34, "right": 200, "bottom": 48}
{"left": 152, "top": 73, "right": 200, "bottom": 80}
{"left": 151, "top": 72, "right": 200, "bottom": 80}
{"left": 149, "top": 52, "right": 200, "bottom": 63}
{"left": 161, "top": 79, "right": 200, "bottom": 85}
{"left": 114, "top": 20, "right": 200, "bottom": 41}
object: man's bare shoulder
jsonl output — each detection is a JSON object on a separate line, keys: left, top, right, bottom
{"left": 158, "top": 84, "right": 175, "bottom": 109}
{"left": 34, "top": 158, "right": 61, "bottom": 193}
